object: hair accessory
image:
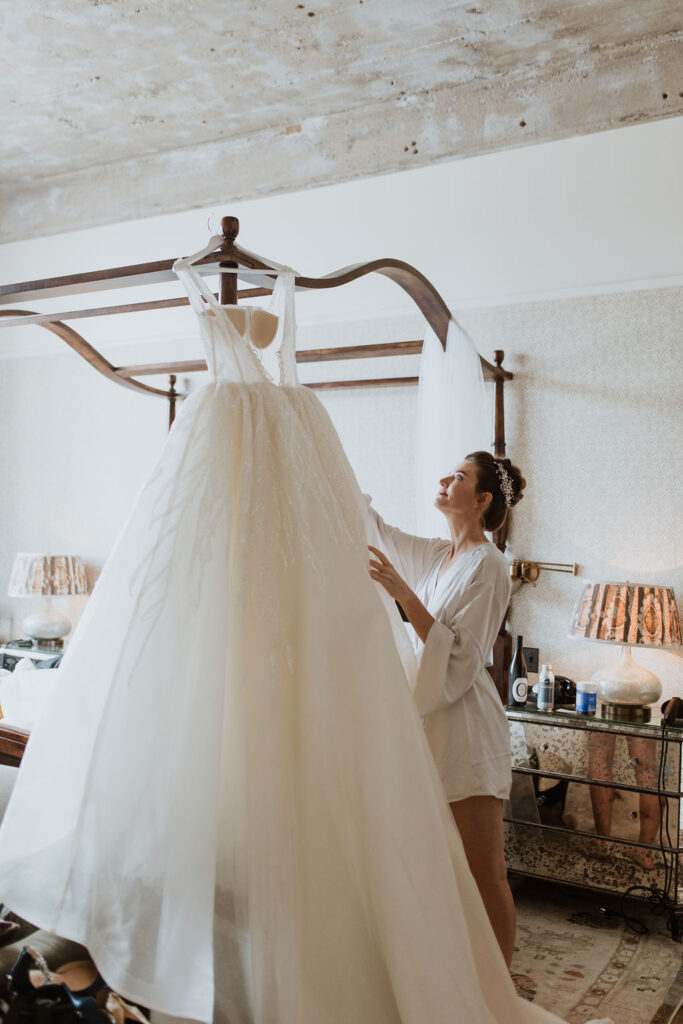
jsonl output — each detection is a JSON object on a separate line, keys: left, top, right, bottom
{"left": 494, "top": 459, "right": 514, "bottom": 508}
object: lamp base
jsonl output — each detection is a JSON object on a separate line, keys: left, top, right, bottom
{"left": 21, "top": 597, "right": 71, "bottom": 646}
{"left": 600, "top": 701, "right": 651, "bottom": 724}
{"left": 591, "top": 646, "right": 662, "bottom": 706}
{"left": 29, "top": 637, "right": 65, "bottom": 651}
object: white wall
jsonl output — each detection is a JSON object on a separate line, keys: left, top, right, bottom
{"left": 1, "top": 117, "right": 681, "bottom": 699}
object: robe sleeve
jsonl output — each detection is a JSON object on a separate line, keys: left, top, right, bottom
{"left": 413, "top": 576, "right": 506, "bottom": 718}
{"left": 362, "top": 495, "right": 440, "bottom": 589}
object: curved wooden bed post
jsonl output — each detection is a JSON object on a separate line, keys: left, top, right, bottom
{"left": 491, "top": 346, "right": 513, "bottom": 702}
{"left": 0, "top": 212, "right": 512, "bottom": 390}
{"left": 0, "top": 309, "right": 173, "bottom": 400}
{"left": 218, "top": 215, "right": 240, "bottom": 307}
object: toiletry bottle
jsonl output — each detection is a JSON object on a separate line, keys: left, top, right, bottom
{"left": 537, "top": 664, "right": 555, "bottom": 712}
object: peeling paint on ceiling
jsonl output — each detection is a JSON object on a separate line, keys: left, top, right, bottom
{"left": 1, "top": 0, "right": 681, "bottom": 240}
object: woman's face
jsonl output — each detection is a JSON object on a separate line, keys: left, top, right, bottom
{"left": 435, "top": 461, "right": 489, "bottom": 520}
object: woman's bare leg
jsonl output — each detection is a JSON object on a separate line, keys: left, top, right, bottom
{"left": 450, "top": 795, "right": 516, "bottom": 966}
{"left": 587, "top": 731, "right": 616, "bottom": 858}
{"left": 627, "top": 736, "right": 664, "bottom": 869}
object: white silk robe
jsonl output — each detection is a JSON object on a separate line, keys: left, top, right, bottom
{"left": 367, "top": 500, "right": 512, "bottom": 802}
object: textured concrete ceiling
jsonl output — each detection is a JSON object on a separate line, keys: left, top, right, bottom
{"left": 1, "top": 0, "right": 681, "bottom": 241}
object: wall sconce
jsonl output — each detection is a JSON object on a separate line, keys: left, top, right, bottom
{"left": 510, "top": 560, "right": 578, "bottom": 588}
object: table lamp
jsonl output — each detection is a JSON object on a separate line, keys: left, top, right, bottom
{"left": 569, "top": 581, "right": 680, "bottom": 722}
{"left": 8, "top": 553, "right": 89, "bottom": 648}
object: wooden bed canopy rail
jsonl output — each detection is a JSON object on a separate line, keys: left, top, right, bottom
{"left": 0, "top": 216, "right": 516, "bottom": 725}
{"left": 0, "top": 214, "right": 512, "bottom": 425}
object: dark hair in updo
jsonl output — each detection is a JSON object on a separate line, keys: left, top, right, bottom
{"left": 465, "top": 451, "right": 526, "bottom": 532}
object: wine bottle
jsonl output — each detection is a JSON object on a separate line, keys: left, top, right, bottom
{"left": 508, "top": 635, "right": 528, "bottom": 707}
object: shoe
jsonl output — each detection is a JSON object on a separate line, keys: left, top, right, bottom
{"left": 3, "top": 950, "right": 105, "bottom": 1024}
{"left": 10, "top": 946, "right": 106, "bottom": 998}
{"left": 104, "top": 991, "right": 148, "bottom": 1024}
{"left": 44, "top": 958, "right": 107, "bottom": 997}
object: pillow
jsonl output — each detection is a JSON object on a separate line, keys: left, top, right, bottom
{"left": 0, "top": 666, "right": 60, "bottom": 731}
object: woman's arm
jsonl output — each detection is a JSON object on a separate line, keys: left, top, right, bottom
{"left": 363, "top": 496, "right": 441, "bottom": 588}
{"left": 413, "top": 578, "right": 507, "bottom": 718}
{"left": 368, "top": 549, "right": 507, "bottom": 715}
{"left": 369, "top": 548, "right": 509, "bottom": 717}
{"left": 367, "top": 547, "right": 435, "bottom": 642}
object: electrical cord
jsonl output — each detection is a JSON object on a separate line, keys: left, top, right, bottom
{"left": 666, "top": 993, "right": 683, "bottom": 1024}
{"left": 597, "top": 899, "right": 648, "bottom": 935}
{"left": 606, "top": 713, "right": 683, "bottom": 941}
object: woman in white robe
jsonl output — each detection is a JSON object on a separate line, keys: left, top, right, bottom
{"left": 367, "top": 450, "right": 524, "bottom": 966}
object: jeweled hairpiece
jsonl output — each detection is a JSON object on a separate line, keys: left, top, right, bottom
{"left": 494, "top": 459, "right": 514, "bottom": 508}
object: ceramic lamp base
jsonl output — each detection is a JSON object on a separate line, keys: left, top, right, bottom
{"left": 600, "top": 702, "right": 652, "bottom": 724}
{"left": 591, "top": 646, "right": 662, "bottom": 707}
{"left": 22, "top": 597, "right": 71, "bottom": 645}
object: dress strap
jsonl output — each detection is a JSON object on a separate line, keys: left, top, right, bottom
{"left": 267, "top": 270, "right": 298, "bottom": 386}
{"left": 174, "top": 236, "right": 299, "bottom": 386}
{"left": 173, "top": 237, "right": 223, "bottom": 315}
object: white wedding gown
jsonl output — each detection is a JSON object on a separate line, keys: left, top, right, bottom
{"left": 0, "top": 249, "right": 568, "bottom": 1024}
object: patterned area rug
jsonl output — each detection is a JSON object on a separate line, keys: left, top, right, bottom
{"left": 511, "top": 879, "right": 683, "bottom": 1024}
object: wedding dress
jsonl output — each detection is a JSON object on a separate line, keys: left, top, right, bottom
{"left": 0, "top": 240, "right": 568, "bottom": 1024}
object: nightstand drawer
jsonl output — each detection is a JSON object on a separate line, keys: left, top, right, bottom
{"left": 504, "top": 820, "right": 677, "bottom": 899}
{"left": 507, "top": 772, "right": 681, "bottom": 846}
{"left": 509, "top": 718, "right": 681, "bottom": 795}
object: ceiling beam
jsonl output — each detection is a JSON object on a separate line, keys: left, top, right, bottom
{"left": 1, "top": 33, "right": 680, "bottom": 243}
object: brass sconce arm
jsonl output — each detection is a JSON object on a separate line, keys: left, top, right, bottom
{"left": 510, "top": 560, "right": 579, "bottom": 588}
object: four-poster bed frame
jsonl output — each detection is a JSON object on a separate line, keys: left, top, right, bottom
{"left": 0, "top": 216, "right": 514, "bottom": 766}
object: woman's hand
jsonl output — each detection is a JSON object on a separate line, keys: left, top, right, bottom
{"left": 368, "top": 546, "right": 412, "bottom": 603}
{"left": 368, "top": 546, "right": 436, "bottom": 644}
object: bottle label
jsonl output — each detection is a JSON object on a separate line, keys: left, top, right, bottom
{"left": 576, "top": 689, "right": 597, "bottom": 714}
{"left": 511, "top": 677, "right": 528, "bottom": 702}
{"left": 537, "top": 681, "right": 554, "bottom": 710}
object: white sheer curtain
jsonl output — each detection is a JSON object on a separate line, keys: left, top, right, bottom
{"left": 415, "top": 319, "right": 491, "bottom": 539}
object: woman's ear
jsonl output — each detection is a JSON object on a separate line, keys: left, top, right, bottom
{"left": 477, "top": 491, "right": 493, "bottom": 512}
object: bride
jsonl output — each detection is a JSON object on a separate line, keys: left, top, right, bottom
{"left": 367, "top": 451, "right": 524, "bottom": 965}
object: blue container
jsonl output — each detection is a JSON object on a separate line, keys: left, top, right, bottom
{"left": 576, "top": 682, "right": 597, "bottom": 715}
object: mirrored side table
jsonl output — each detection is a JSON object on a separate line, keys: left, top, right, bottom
{"left": 0, "top": 641, "right": 63, "bottom": 672}
{"left": 504, "top": 707, "right": 683, "bottom": 939}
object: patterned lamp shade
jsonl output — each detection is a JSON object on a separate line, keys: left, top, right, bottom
{"left": 8, "top": 554, "right": 89, "bottom": 598}
{"left": 570, "top": 582, "right": 681, "bottom": 649}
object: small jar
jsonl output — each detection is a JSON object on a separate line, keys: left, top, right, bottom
{"left": 537, "top": 664, "right": 555, "bottom": 712}
{"left": 575, "top": 681, "right": 597, "bottom": 716}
